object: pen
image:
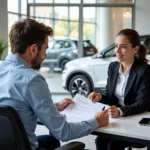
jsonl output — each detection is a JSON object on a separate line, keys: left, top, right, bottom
{"left": 102, "top": 106, "right": 105, "bottom": 111}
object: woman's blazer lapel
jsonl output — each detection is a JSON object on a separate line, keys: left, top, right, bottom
{"left": 124, "top": 61, "right": 137, "bottom": 97}
{"left": 109, "top": 63, "right": 119, "bottom": 98}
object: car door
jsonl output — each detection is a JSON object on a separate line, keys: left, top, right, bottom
{"left": 46, "top": 40, "right": 64, "bottom": 66}
{"left": 42, "top": 40, "right": 56, "bottom": 68}
{"left": 58, "top": 40, "right": 73, "bottom": 59}
{"left": 53, "top": 40, "right": 65, "bottom": 60}
{"left": 58, "top": 40, "right": 75, "bottom": 69}
{"left": 46, "top": 40, "right": 55, "bottom": 60}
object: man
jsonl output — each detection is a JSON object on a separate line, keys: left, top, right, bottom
{"left": 0, "top": 19, "right": 109, "bottom": 150}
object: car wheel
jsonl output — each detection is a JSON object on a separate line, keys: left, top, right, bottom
{"left": 60, "top": 59, "right": 69, "bottom": 70}
{"left": 69, "top": 74, "right": 92, "bottom": 97}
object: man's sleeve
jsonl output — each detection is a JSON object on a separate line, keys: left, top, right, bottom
{"left": 25, "top": 75, "right": 98, "bottom": 141}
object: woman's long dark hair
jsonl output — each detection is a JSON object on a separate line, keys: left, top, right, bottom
{"left": 117, "top": 29, "right": 148, "bottom": 63}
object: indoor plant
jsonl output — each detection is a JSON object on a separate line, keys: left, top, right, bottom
{"left": 0, "top": 40, "right": 8, "bottom": 60}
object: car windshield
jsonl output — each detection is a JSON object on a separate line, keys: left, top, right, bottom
{"left": 74, "top": 40, "right": 95, "bottom": 48}
{"left": 83, "top": 41, "right": 92, "bottom": 48}
{"left": 92, "top": 44, "right": 115, "bottom": 59}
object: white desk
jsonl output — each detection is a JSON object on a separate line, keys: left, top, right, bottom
{"left": 38, "top": 108, "right": 150, "bottom": 149}
{"left": 92, "top": 112, "right": 150, "bottom": 150}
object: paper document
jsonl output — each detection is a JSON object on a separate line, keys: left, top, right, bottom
{"left": 60, "top": 94, "right": 119, "bottom": 123}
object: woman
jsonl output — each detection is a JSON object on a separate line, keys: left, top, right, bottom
{"left": 88, "top": 29, "right": 150, "bottom": 150}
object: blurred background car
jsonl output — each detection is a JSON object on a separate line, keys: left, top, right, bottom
{"left": 62, "top": 35, "right": 150, "bottom": 97}
{"left": 39, "top": 37, "right": 98, "bottom": 71}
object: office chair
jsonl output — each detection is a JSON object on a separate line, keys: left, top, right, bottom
{"left": 127, "top": 144, "right": 146, "bottom": 150}
{"left": 0, "top": 105, "right": 85, "bottom": 150}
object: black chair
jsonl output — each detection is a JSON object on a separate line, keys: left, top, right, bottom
{"left": 0, "top": 105, "right": 85, "bottom": 150}
{"left": 55, "top": 142, "right": 85, "bottom": 150}
{"left": 128, "top": 144, "right": 146, "bottom": 150}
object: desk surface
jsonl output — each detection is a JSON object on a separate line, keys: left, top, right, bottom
{"left": 94, "top": 112, "right": 150, "bottom": 141}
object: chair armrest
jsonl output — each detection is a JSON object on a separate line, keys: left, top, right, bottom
{"left": 54, "top": 141, "right": 85, "bottom": 150}
{"left": 37, "top": 120, "right": 85, "bottom": 150}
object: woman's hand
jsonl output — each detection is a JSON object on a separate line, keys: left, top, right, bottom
{"left": 88, "top": 92, "right": 102, "bottom": 103}
{"left": 56, "top": 98, "right": 74, "bottom": 111}
{"left": 108, "top": 105, "right": 120, "bottom": 118}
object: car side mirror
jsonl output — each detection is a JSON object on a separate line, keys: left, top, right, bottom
{"left": 97, "top": 53, "right": 104, "bottom": 58}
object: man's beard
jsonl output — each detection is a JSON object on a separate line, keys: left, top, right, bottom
{"left": 31, "top": 52, "right": 43, "bottom": 70}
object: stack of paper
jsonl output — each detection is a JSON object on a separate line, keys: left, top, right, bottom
{"left": 60, "top": 94, "right": 119, "bottom": 123}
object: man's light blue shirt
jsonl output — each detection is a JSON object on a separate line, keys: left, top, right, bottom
{"left": 0, "top": 54, "right": 98, "bottom": 150}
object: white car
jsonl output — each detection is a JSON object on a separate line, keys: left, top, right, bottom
{"left": 62, "top": 36, "right": 150, "bottom": 97}
{"left": 62, "top": 44, "right": 117, "bottom": 97}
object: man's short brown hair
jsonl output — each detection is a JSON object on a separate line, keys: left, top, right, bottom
{"left": 9, "top": 18, "right": 53, "bottom": 54}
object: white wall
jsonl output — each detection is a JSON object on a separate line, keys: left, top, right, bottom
{"left": 0, "top": 0, "right": 8, "bottom": 41}
{"left": 0, "top": 0, "right": 8, "bottom": 59}
{"left": 135, "top": 0, "right": 150, "bottom": 35}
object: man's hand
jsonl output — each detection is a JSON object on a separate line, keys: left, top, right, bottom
{"left": 108, "top": 106, "right": 120, "bottom": 118}
{"left": 88, "top": 92, "right": 102, "bottom": 102}
{"left": 56, "top": 98, "right": 74, "bottom": 111}
{"left": 94, "top": 109, "right": 109, "bottom": 127}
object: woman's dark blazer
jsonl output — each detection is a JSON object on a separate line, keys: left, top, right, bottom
{"left": 101, "top": 58, "right": 150, "bottom": 116}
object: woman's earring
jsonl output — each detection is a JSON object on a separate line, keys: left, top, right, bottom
{"left": 135, "top": 53, "right": 139, "bottom": 58}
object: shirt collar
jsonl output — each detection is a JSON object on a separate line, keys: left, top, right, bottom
{"left": 119, "top": 62, "right": 133, "bottom": 75}
{"left": 5, "top": 54, "right": 30, "bottom": 68}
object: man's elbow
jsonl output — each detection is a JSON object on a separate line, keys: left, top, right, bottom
{"left": 57, "top": 133, "right": 71, "bottom": 142}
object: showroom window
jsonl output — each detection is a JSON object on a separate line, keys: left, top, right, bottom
{"left": 8, "top": 0, "right": 135, "bottom": 56}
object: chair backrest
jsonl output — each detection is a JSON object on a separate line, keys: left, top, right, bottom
{"left": 0, "top": 105, "right": 31, "bottom": 150}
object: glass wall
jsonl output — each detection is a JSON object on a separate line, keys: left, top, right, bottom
{"left": 83, "top": 7, "right": 96, "bottom": 44}
{"left": 8, "top": 0, "right": 19, "bottom": 13}
{"left": 84, "top": 0, "right": 133, "bottom": 3}
{"left": 8, "top": 0, "right": 134, "bottom": 53}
